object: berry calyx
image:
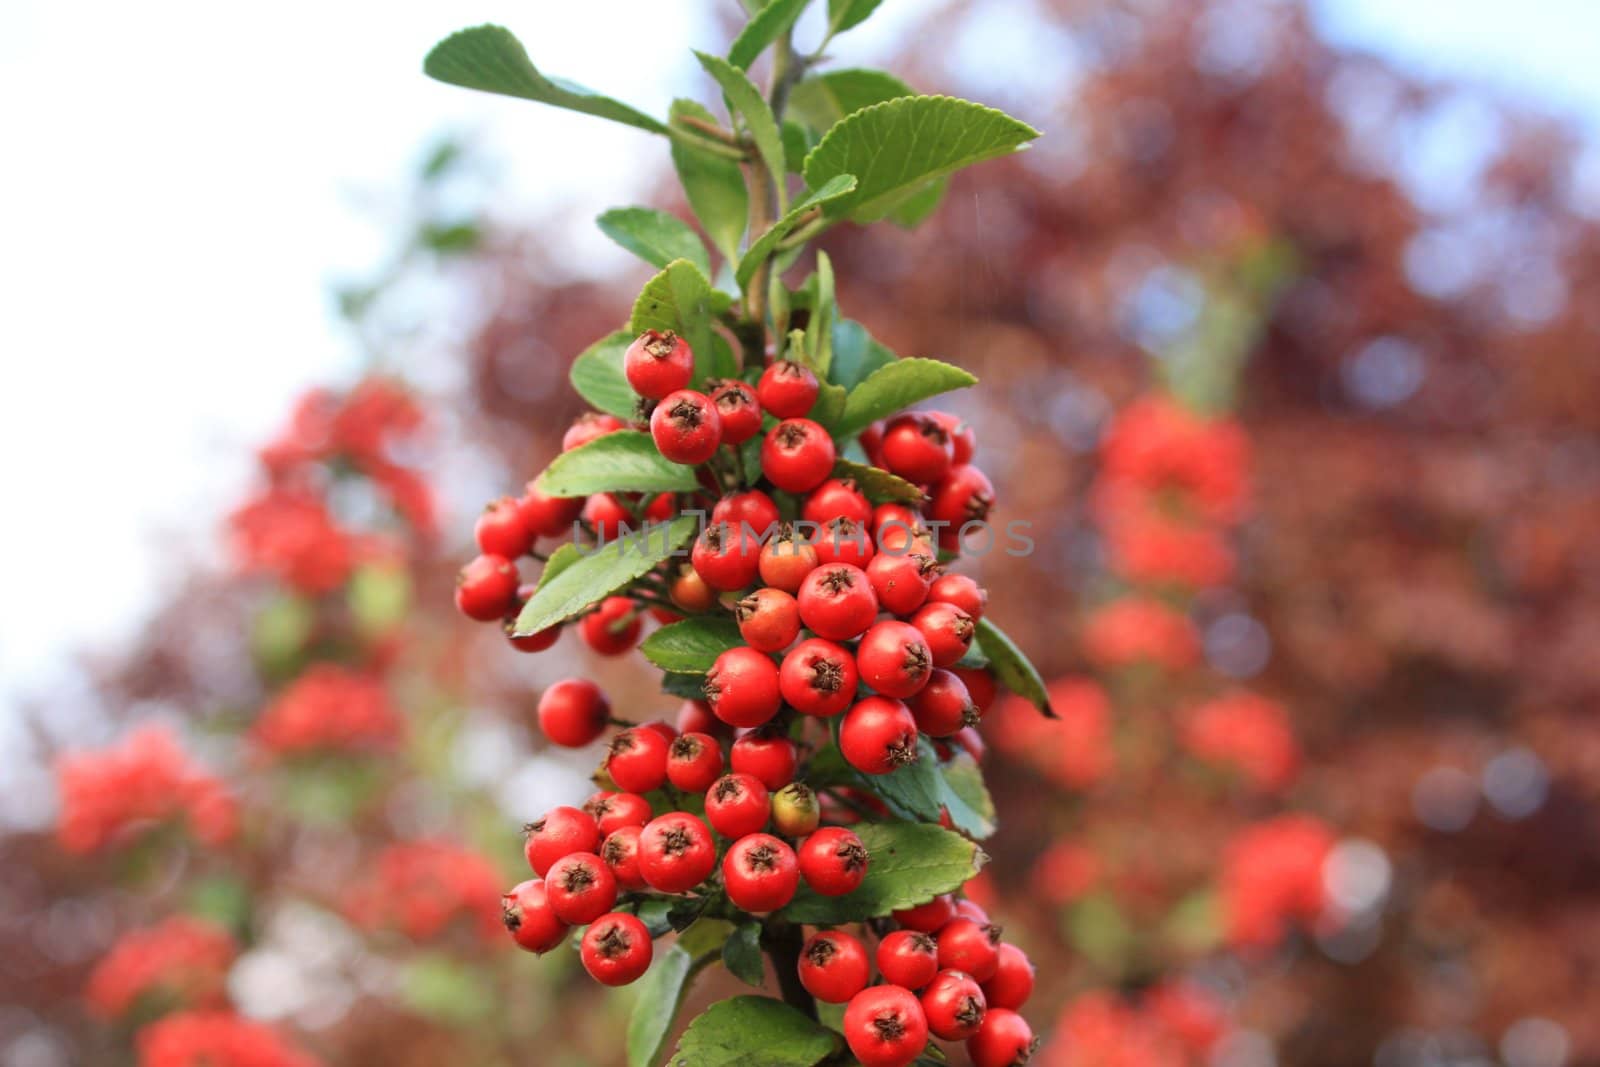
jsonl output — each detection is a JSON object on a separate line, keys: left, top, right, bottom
{"left": 756, "top": 359, "right": 819, "bottom": 418}
{"left": 736, "top": 588, "right": 801, "bottom": 652}
{"left": 605, "top": 727, "right": 670, "bottom": 794}
{"left": 456, "top": 554, "right": 519, "bottom": 621}
{"left": 536, "top": 679, "right": 610, "bottom": 748}
{"left": 797, "top": 562, "right": 879, "bottom": 641}
{"left": 909, "top": 601, "right": 975, "bottom": 668}
{"left": 966, "top": 1008, "right": 1036, "bottom": 1067}
{"left": 881, "top": 413, "right": 955, "bottom": 485}
{"left": 703, "top": 647, "right": 782, "bottom": 728}
{"left": 651, "top": 391, "right": 722, "bottom": 465}
{"left": 758, "top": 526, "right": 820, "bottom": 592}
{"left": 843, "top": 984, "right": 929, "bottom": 1067}
{"left": 936, "top": 918, "right": 1002, "bottom": 982}
{"left": 666, "top": 732, "right": 724, "bottom": 793}
{"left": 704, "top": 772, "right": 770, "bottom": 839}
{"left": 840, "top": 696, "right": 920, "bottom": 775}
{"left": 637, "top": 812, "right": 716, "bottom": 894}
{"left": 797, "top": 825, "right": 869, "bottom": 896}
{"left": 579, "top": 912, "right": 653, "bottom": 986}
{"left": 798, "top": 930, "right": 870, "bottom": 1004}
{"left": 600, "top": 826, "right": 648, "bottom": 890}
{"left": 779, "top": 638, "right": 859, "bottom": 717}
{"left": 523, "top": 805, "right": 602, "bottom": 877}
{"left": 866, "top": 550, "right": 937, "bottom": 617}
{"left": 721, "top": 832, "right": 800, "bottom": 912}
{"left": 855, "top": 620, "right": 934, "bottom": 699}
{"left": 502, "top": 879, "right": 568, "bottom": 954}
{"left": 921, "top": 969, "right": 987, "bottom": 1041}
{"left": 761, "top": 418, "right": 836, "bottom": 493}
{"left": 908, "top": 669, "right": 980, "bottom": 738}
{"left": 584, "top": 790, "right": 653, "bottom": 835}
{"left": 544, "top": 851, "right": 618, "bottom": 925}
{"left": 692, "top": 522, "right": 762, "bottom": 592}
{"left": 708, "top": 378, "right": 763, "bottom": 444}
{"left": 877, "top": 929, "right": 940, "bottom": 990}
{"left": 729, "top": 729, "right": 798, "bottom": 790}
{"left": 624, "top": 329, "right": 694, "bottom": 400}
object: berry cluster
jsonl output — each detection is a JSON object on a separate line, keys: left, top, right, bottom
{"left": 249, "top": 664, "right": 403, "bottom": 759}
{"left": 135, "top": 1011, "right": 318, "bottom": 1067}
{"left": 344, "top": 839, "right": 507, "bottom": 945}
{"left": 86, "top": 917, "right": 237, "bottom": 1020}
{"left": 1046, "top": 983, "right": 1226, "bottom": 1067}
{"left": 1219, "top": 814, "right": 1337, "bottom": 950}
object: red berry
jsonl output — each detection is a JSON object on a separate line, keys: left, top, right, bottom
{"left": 722, "top": 832, "right": 799, "bottom": 912}
{"left": 922, "top": 969, "right": 987, "bottom": 1041}
{"left": 584, "top": 790, "right": 653, "bottom": 835}
{"left": 761, "top": 418, "right": 836, "bottom": 493}
{"left": 927, "top": 464, "right": 995, "bottom": 549}
{"left": 523, "top": 805, "right": 602, "bottom": 877}
{"left": 910, "top": 602, "right": 975, "bottom": 668}
{"left": 872, "top": 502, "right": 924, "bottom": 542}
{"left": 675, "top": 698, "right": 725, "bottom": 737}
{"left": 779, "top": 638, "right": 859, "bottom": 717}
{"left": 605, "top": 727, "right": 670, "bottom": 793}
{"left": 844, "top": 984, "right": 929, "bottom": 1067}
{"left": 708, "top": 379, "right": 763, "bottom": 445}
{"left": 580, "top": 596, "right": 642, "bottom": 656}
{"left": 506, "top": 593, "right": 561, "bottom": 652}
{"left": 638, "top": 812, "right": 716, "bottom": 893}
{"left": 981, "top": 944, "right": 1035, "bottom": 1011}
{"left": 877, "top": 930, "right": 939, "bottom": 990}
{"left": 759, "top": 527, "right": 820, "bottom": 592}
{"left": 536, "top": 679, "right": 610, "bottom": 748}
{"left": 476, "top": 497, "right": 533, "bottom": 559}
{"left": 668, "top": 565, "right": 720, "bottom": 613}
{"left": 908, "top": 669, "right": 980, "bottom": 737}
{"left": 860, "top": 420, "right": 886, "bottom": 466}
{"left": 518, "top": 482, "right": 586, "bottom": 539}
{"left": 456, "top": 554, "right": 519, "bottom": 621}
{"left": 927, "top": 574, "right": 988, "bottom": 620}
{"left": 757, "top": 359, "right": 819, "bottom": 418}
{"left": 966, "top": 1008, "right": 1034, "bottom": 1067}
{"left": 802, "top": 478, "right": 873, "bottom": 527}
{"left": 712, "top": 490, "right": 782, "bottom": 541}
{"left": 797, "top": 563, "right": 878, "bottom": 641}
{"left": 502, "top": 879, "right": 568, "bottom": 954}
{"left": 840, "top": 696, "right": 920, "bottom": 775}
{"left": 651, "top": 392, "right": 722, "bottom": 465}
{"left": 666, "top": 732, "right": 724, "bottom": 793}
{"left": 583, "top": 493, "right": 633, "bottom": 541}
{"left": 640, "top": 719, "right": 678, "bottom": 743}
{"left": 545, "top": 852, "right": 618, "bottom": 925}
{"left": 736, "top": 588, "right": 801, "bottom": 652}
{"left": 952, "top": 666, "right": 999, "bottom": 712}
{"left": 856, "top": 621, "right": 934, "bottom": 699}
{"left": 929, "top": 411, "right": 977, "bottom": 466}
{"left": 866, "top": 551, "right": 937, "bottom": 617}
{"left": 730, "top": 729, "right": 798, "bottom": 790}
{"left": 936, "top": 919, "right": 1001, "bottom": 982}
{"left": 564, "top": 413, "right": 626, "bottom": 452}
{"left": 704, "top": 773, "right": 770, "bottom": 839}
{"left": 600, "top": 826, "right": 648, "bottom": 890}
{"left": 797, "top": 826, "right": 869, "bottom": 896}
{"left": 624, "top": 329, "right": 694, "bottom": 400}
{"left": 893, "top": 895, "right": 957, "bottom": 933}
{"left": 881, "top": 413, "right": 955, "bottom": 485}
{"left": 798, "top": 931, "right": 870, "bottom": 1004}
{"left": 692, "top": 523, "right": 761, "bottom": 592}
{"left": 811, "top": 517, "right": 876, "bottom": 569}
{"left": 956, "top": 899, "right": 991, "bottom": 924}
{"left": 763, "top": 780, "right": 815, "bottom": 837}
{"left": 580, "top": 912, "right": 653, "bottom": 986}
{"left": 704, "top": 647, "right": 782, "bottom": 728}
{"left": 644, "top": 492, "right": 677, "bottom": 522}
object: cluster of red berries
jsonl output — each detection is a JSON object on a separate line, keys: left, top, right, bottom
{"left": 987, "top": 677, "right": 1114, "bottom": 792}
{"left": 135, "top": 1011, "right": 319, "bottom": 1067}
{"left": 1219, "top": 814, "right": 1337, "bottom": 951}
{"left": 1044, "top": 982, "right": 1227, "bottom": 1067}
{"left": 1080, "top": 595, "right": 1200, "bottom": 672}
{"left": 86, "top": 917, "right": 237, "bottom": 1020}
{"left": 54, "top": 725, "right": 238, "bottom": 855}
{"left": 1180, "top": 690, "right": 1300, "bottom": 794}
{"left": 344, "top": 839, "right": 507, "bottom": 945}
{"left": 798, "top": 892, "right": 1038, "bottom": 1067}
{"left": 250, "top": 664, "right": 403, "bottom": 759}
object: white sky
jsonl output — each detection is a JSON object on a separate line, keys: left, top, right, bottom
{"left": 3, "top": 0, "right": 1600, "bottom": 717}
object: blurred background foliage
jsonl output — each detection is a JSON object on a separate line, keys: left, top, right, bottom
{"left": 5, "top": 1, "right": 1600, "bottom": 1065}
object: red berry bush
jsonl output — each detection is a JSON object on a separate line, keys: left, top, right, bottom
{"left": 428, "top": 10, "right": 1051, "bottom": 1065}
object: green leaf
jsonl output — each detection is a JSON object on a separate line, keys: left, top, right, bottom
{"left": 662, "top": 672, "right": 710, "bottom": 701}
{"left": 424, "top": 25, "right": 667, "bottom": 134}
{"left": 1066, "top": 893, "right": 1134, "bottom": 967}
{"left": 888, "top": 176, "right": 948, "bottom": 228}
{"left": 628, "top": 925, "right": 728, "bottom": 1067}
{"left": 939, "top": 753, "right": 997, "bottom": 839}
{"left": 641, "top": 616, "right": 745, "bottom": 674}
{"left": 514, "top": 515, "right": 697, "bottom": 635}
{"left": 722, "top": 922, "right": 766, "bottom": 987}
{"left": 670, "top": 996, "right": 841, "bottom": 1067}
{"left": 802, "top": 95, "right": 1039, "bottom": 222}
{"left": 671, "top": 99, "right": 749, "bottom": 264}
{"left": 736, "top": 175, "right": 858, "bottom": 289}
{"left": 728, "top": 0, "right": 811, "bottom": 71}
{"left": 569, "top": 330, "right": 640, "bottom": 420}
{"left": 831, "top": 459, "right": 923, "bottom": 505}
{"left": 975, "top": 617, "right": 1056, "bottom": 717}
{"left": 807, "top": 252, "right": 836, "bottom": 377}
{"left": 695, "top": 52, "right": 787, "bottom": 210}
{"left": 834, "top": 358, "right": 978, "bottom": 438}
{"left": 535, "top": 543, "right": 584, "bottom": 593}
{"left": 630, "top": 260, "right": 718, "bottom": 385}
{"left": 788, "top": 68, "right": 914, "bottom": 131}
{"left": 828, "top": 319, "right": 896, "bottom": 392}
{"left": 827, "top": 0, "right": 885, "bottom": 35}
{"left": 599, "top": 208, "right": 712, "bottom": 276}
{"left": 536, "top": 431, "right": 701, "bottom": 497}
{"left": 780, "top": 822, "right": 985, "bottom": 924}
{"left": 781, "top": 120, "right": 814, "bottom": 173}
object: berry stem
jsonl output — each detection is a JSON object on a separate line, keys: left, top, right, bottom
{"left": 763, "top": 919, "right": 818, "bottom": 1021}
